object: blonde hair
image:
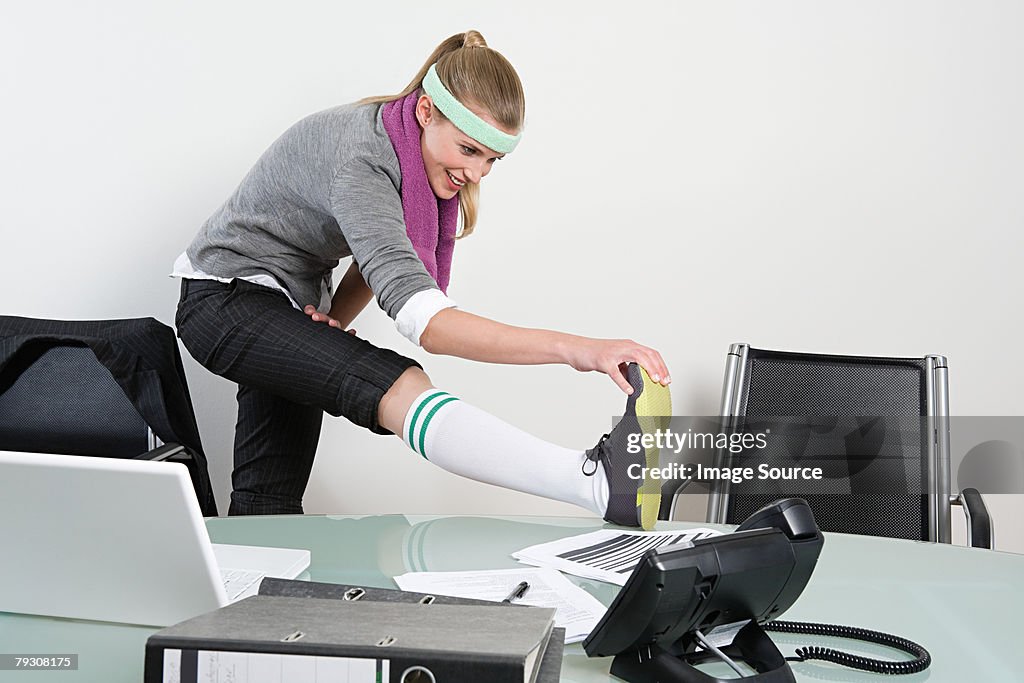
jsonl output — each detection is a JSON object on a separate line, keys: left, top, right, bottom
{"left": 361, "top": 31, "right": 525, "bottom": 237}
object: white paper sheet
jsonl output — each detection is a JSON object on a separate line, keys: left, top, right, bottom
{"left": 393, "top": 567, "right": 606, "bottom": 644}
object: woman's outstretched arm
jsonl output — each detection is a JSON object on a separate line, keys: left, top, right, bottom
{"left": 420, "top": 308, "right": 670, "bottom": 394}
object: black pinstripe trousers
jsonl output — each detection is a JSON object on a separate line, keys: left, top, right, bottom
{"left": 175, "top": 278, "right": 420, "bottom": 516}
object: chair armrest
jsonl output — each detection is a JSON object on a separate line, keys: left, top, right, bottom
{"left": 658, "top": 478, "right": 694, "bottom": 521}
{"left": 135, "top": 443, "right": 217, "bottom": 516}
{"left": 135, "top": 443, "right": 190, "bottom": 462}
{"left": 956, "top": 488, "right": 994, "bottom": 550}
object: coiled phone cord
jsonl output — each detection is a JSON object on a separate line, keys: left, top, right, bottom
{"left": 763, "top": 620, "right": 931, "bottom": 675}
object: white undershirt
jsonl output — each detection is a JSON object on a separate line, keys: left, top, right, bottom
{"left": 170, "top": 252, "right": 456, "bottom": 347}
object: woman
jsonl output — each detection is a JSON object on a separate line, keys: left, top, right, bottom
{"left": 173, "top": 30, "right": 672, "bottom": 529}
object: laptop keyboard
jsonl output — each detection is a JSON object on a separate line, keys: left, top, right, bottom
{"left": 219, "top": 568, "right": 265, "bottom": 601}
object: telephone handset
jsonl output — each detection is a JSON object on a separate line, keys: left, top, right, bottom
{"left": 583, "top": 498, "right": 931, "bottom": 682}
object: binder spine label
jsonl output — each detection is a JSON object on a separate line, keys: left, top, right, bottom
{"left": 161, "top": 648, "right": 390, "bottom": 682}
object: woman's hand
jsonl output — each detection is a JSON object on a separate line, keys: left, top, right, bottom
{"left": 304, "top": 305, "right": 340, "bottom": 328}
{"left": 563, "top": 337, "right": 671, "bottom": 395}
{"left": 304, "top": 305, "right": 356, "bottom": 335}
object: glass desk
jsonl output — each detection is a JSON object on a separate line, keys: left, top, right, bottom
{"left": 1, "top": 514, "right": 1021, "bottom": 681}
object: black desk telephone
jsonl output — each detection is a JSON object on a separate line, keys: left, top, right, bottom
{"left": 583, "top": 498, "right": 931, "bottom": 682}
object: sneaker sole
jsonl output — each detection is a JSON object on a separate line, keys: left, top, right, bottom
{"left": 633, "top": 366, "right": 672, "bottom": 530}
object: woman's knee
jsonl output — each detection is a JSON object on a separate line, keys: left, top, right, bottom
{"left": 386, "top": 366, "right": 434, "bottom": 403}
{"left": 377, "top": 366, "right": 434, "bottom": 433}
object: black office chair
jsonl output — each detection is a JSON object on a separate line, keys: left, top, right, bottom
{"left": 0, "top": 316, "right": 217, "bottom": 516}
{"left": 659, "top": 344, "right": 992, "bottom": 548}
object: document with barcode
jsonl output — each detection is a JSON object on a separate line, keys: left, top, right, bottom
{"left": 512, "top": 528, "right": 724, "bottom": 585}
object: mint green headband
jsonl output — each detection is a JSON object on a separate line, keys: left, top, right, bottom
{"left": 422, "top": 63, "right": 522, "bottom": 154}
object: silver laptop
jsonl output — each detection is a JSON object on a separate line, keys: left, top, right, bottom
{"left": 0, "top": 450, "right": 310, "bottom": 626}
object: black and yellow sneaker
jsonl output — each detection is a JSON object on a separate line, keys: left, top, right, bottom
{"left": 584, "top": 363, "right": 672, "bottom": 530}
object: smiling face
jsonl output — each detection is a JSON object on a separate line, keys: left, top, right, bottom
{"left": 415, "top": 94, "right": 512, "bottom": 199}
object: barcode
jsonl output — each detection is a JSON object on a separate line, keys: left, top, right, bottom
{"left": 556, "top": 530, "right": 718, "bottom": 574}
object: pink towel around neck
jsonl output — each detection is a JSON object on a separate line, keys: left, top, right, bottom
{"left": 381, "top": 92, "right": 459, "bottom": 294}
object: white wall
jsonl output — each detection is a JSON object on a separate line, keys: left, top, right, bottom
{"left": 2, "top": 2, "right": 1022, "bottom": 549}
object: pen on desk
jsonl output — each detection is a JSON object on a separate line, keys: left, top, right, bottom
{"left": 501, "top": 581, "right": 530, "bottom": 603}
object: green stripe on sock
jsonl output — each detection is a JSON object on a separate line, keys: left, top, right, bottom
{"left": 407, "top": 391, "right": 448, "bottom": 453}
{"left": 417, "top": 397, "right": 460, "bottom": 459}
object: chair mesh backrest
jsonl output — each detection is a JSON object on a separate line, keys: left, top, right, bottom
{"left": 724, "top": 349, "right": 930, "bottom": 540}
{"left": 0, "top": 343, "right": 150, "bottom": 457}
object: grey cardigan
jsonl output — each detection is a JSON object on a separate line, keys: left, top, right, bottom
{"left": 185, "top": 103, "right": 439, "bottom": 319}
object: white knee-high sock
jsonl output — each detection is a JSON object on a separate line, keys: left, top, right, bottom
{"left": 401, "top": 389, "right": 609, "bottom": 515}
